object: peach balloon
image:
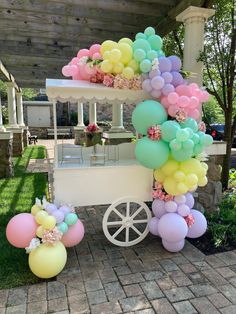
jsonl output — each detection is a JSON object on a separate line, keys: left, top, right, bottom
{"left": 61, "top": 219, "right": 85, "bottom": 247}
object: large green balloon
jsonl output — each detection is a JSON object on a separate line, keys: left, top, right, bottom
{"left": 132, "top": 39, "right": 151, "bottom": 52}
{"left": 132, "top": 100, "right": 167, "bottom": 135}
{"left": 161, "top": 120, "right": 180, "bottom": 142}
{"left": 148, "top": 35, "right": 163, "bottom": 50}
{"left": 180, "top": 118, "right": 198, "bottom": 132}
{"left": 135, "top": 137, "right": 170, "bottom": 169}
{"left": 171, "top": 148, "right": 193, "bottom": 162}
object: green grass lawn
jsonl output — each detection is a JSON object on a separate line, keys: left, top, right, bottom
{"left": 0, "top": 145, "right": 48, "bottom": 289}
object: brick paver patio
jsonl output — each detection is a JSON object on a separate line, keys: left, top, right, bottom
{"left": 1, "top": 140, "right": 236, "bottom": 313}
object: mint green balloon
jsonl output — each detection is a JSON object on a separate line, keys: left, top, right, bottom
{"left": 186, "top": 127, "right": 194, "bottom": 138}
{"left": 157, "top": 50, "right": 165, "bottom": 57}
{"left": 132, "top": 100, "right": 167, "bottom": 135}
{"left": 171, "top": 148, "right": 193, "bottom": 162}
{"left": 180, "top": 118, "right": 198, "bottom": 132}
{"left": 170, "top": 139, "right": 182, "bottom": 151}
{"left": 134, "top": 49, "right": 146, "bottom": 62}
{"left": 133, "top": 39, "right": 151, "bottom": 52}
{"left": 161, "top": 120, "right": 180, "bottom": 142}
{"left": 201, "top": 134, "right": 213, "bottom": 146}
{"left": 135, "top": 137, "right": 169, "bottom": 169}
{"left": 191, "top": 133, "right": 200, "bottom": 144}
{"left": 147, "top": 50, "right": 158, "bottom": 61}
{"left": 183, "top": 139, "right": 194, "bottom": 150}
{"left": 193, "top": 143, "right": 204, "bottom": 155}
{"left": 65, "top": 213, "right": 78, "bottom": 225}
{"left": 140, "top": 59, "right": 152, "bottom": 73}
{"left": 176, "top": 129, "right": 190, "bottom": 142}
{"left": 135, "top": 32, "right": 147, "bottom": 40}
{"left": 57, "top": 222, "right": 68, "bottom": 234}
{"left": 148, "top": 35, "right": 163, "bottom": 50}
{"left": 144, "top": 27, "right": 155, "bottom": 37}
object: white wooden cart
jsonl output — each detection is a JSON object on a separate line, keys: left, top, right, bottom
{"left": 46, "top": 79, "right": 153, "bottom": 247}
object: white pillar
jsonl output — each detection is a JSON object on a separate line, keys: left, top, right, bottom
{"left": 89, "top": 102, "right": 97, "bottom": 125}
{"left": 16, "top": 92, "right": 25, "bottom": 127}
{"left": 53, "top": 101, "right": 58, "bottom": 167}
{"left": 77, "top": 102, "right": 85, "bottom": 128}
{"left": 0, "top": 95, "right": 6, "bottom": 132}
{"left": 6, "top": 82, "right": 18, "bottom": 128}
{"left": 176, "top": 6, "right": 215, "bottom": 86}
{"left": 111, "top": 103, "right": 125, "bottom": 131}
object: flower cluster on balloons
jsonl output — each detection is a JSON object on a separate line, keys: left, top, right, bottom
{"left": 6, "top": 198, "right": 84, "bottom": 278}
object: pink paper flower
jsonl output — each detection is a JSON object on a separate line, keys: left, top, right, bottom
{"left": 131, "top": 75, "right": 142, "bottom": 90}
{"left": 90, "top": 71, "right": 104, "bottom": 84}
{"left": 198, "top": 121, "right": 206, "bottom": 132}
{"left": 103, "top": 74, "right": 115, "bottom": 87}
{"left": 164, "top": 194, "right": 174, "bottom": 202}
{"left": 113, "top": 75, "right": 131, "bottom": 89}
{"left": 184, "top": 214, "right": 195, "bottom": 227}
{"left": 85, "top": 123, "right": 100, "bottom": 133}
{"left": 175, "top": 109, "right": 187, "bottom": 123}
{"left": 147, "top": 125, "right": 162, "bottom": 141}
{"left": 42, "top": 228, "right": 63, "bottom": 245}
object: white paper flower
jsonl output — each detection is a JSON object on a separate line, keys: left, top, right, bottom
{"left": 25, "top": 238, "right": 41, "bottom": 253}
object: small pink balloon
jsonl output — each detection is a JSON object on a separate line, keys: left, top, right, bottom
{"left": 200, "top": 90, "right": 210, "bottom": 102}
{"left": 78, "top": 64, "right": 91, "bottom": 80}
{"left": 6, "top": 213, "right": 37, "bottom": 248}
{"left": 176, "top": 85, "right": 191, "bottom": 97}
{"left": 62, "top": 65, "right": 77, "bottom": 77}
{"left": 167, "top": 92, "right": 179, "bottom": 105}
{"left": 189, "top": 109, "right": 200, "bottom": 120}
{"left": 84, "top": 64, "right": 96, "bottom": 75}
{"left": 61, "top": 219, "right": 85, "bottom": 247}
{"left": 70, "top": 57, "right": 80, "bottom": 65}
{"left": 92, "top": 52, "right": 102, "bottom": 60}
{"left": 178, "top": 95, "right": 190, "bottom": 108}
{"left": 148, "top": 217, "right": 159, "bottom": 236}
{"left": 77, "top": 49, "right": 90, "bottom": 59}
{"left": 189, "top": 97, "right": 199, "bottom": 108}
{"left": 168, "top": 105, "right": 178, "bottom": 117}
{"left": 161, "top": 96, "right": 171, "bottom": 108}
{"left": 189, "top": 83, "right": 199, "bottom": 91}
{"left": 89, "top": 44, "right": 101, "bottom": 56}
{"left": 192, "top": 88, "right": 202, "bottom": 98}
{"left": 162, "top": 239, "right": 185, "bottom": 252}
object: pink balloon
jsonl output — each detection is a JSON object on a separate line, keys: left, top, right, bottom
{"left": 187, "top": 209, "right": 207, "bottom": 238}
{"left": 178, "top": 95, "right": 190, "bottom": 108}
{"left": 152, "top": 199, "right": 166, "bottom": 218}
{"left": 148, "top": 217, "right": 159, "bottom": 236}
{"left": 77, "top": 49, "right": 90, "bottom": 59}
{"left": 162, "top": 239, "right": 185, "bottom": 252}
{"left": 89, "top": 44, "right": 101, "bottom": 56}
{"left": 158, "top": 213, "right": 188, "bottom": 242}
{"left": 189, "top": 109, "right": 200, "bottom": 120}
{"left": 161, "top": 96, "right": 171, "bottom": 108}
{"left": 200, "top": 91, "right": 210, "bottom": 102}
{"left": 6, "top": 213, "right": 37, "bottom": 248}
{"left": 84, "top": 64, "right": 96, "bottom": 75}
{"left": 189, "top": 83, "right": 199, "bottom": 92}
{"left": 61, "top": 219, "right": 85, "bottom": 247}
{"left": 192, "top": 88, "right": 202, "bottom": 98}
{"left": 176, "top": 85, "right": 191, "bottom": 97}
{"left": 70, "top": 57, "right": 80, "bottom": 65}
{"left": 189, "top": 97, "right": 199, "bottom": 109}
{"left": 167, "top": 92, "right": 179, "bottom": 105}
{"left": 92, "top": 52, "right": 102, "bottom": 60}
{"left": 168, "top": 105, "right": 178, "bottom": 117}
{"left": 62, "top": 65, "right": 77, "bottom": 77}
{"left": 78, "top": 64, "right": 91, "bottom": 80}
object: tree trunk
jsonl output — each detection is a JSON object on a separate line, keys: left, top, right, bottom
{"left": 221, "top": 111, "right": 233, "bottom": 189}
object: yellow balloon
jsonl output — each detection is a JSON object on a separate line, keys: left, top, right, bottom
{"left": 118, "top": 43, "right": 133, "bottom": 64}
{"left": 173, "top": 171, "right": 185, "bottom": 182}
{"left": 31, "top": 205, "right": 42, "bottom": 216}
{"left": 154, "top": 169, "right": 165, "bottom": 183}
{"left": 163, "top": 177, "right": 178, "bottom": 195}
{"left": 201, "top": 162, "right": 209, "bottom": 171}
{"left": 128, "top": 59, "right": 140, "bottom": 73}
{"left": 197, "top": 166, "right": 207, "bottom": 177}
{"left": 35, "top": 210, "right": 48, "bottom": 225}
{"left": 109, "top": 48, "right": 121, "bottom": 63}
{"left": 161, "top": 160, "right": 179, "bottom": 176}
{"left": 198, "top": 176, "right": 208, "bottom": 187}
{"left": 185, "top": 174, "right": 198, "bottom": 186}
{"left": 119, "top": 37, "right": 133, "bottom": 46}
{"left": 103, "top": 51, "right": 111, "bottom": 60}
{"left": 189, "top": 184, "right": 198, "bottom": 192}
{"left": 177, "top": 182, "right": 188, "bottom": 194}
{"left": 113, "top": 62, "right": 124, "bottom": 74}
{"left": 100, "top": 60, "right": 113, "bottom": 73}
{"left": 122, "top": 67, "right": 134, "bottom": 79}
{"left": 42, "top": 216, "right": 56, "bottom": 230}
{"left": 101, "top": 40, "right": 118, "bottom": 55}
{"left": 29, "top": 242, "right": 67, "bottom": 279}
{"left": 36, "top": 226, "right": 44, "bottom": 238}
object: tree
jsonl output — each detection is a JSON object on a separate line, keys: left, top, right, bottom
{"left": 200, "top": 0, "right": 236, "bottom": 189}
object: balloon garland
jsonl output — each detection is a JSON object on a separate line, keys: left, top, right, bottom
{"left": 6, "top": 198, "right": 84, "bottom": 278}
{"left": 61, "top": 26, "right": 212, "bottom": 252}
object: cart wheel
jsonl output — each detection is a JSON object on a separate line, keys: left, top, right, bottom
{"left": 102, "top": 197, "right": 152, "bottom": 247}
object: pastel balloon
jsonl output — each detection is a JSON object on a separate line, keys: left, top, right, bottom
{"left": 132, "top": 100, "right": 167, "bottom": 135}
{"left": 147, "top": 50, "right": 158, "bottom": 60}
{"left": 128, "top": 59, "right": 139, "bottom": 72}
{"left": 162, "top": 83, "right": 175, "bottom": 96}
{"left": 161, "top": 72, "right": 173, "bottom": 83}
{"left": 57, "top": 222, "right": 69, "bottom": 234}
{"left": 181, "top": 118, "right": 198, "bottom": 132}
{"left": 151, "top": 76, "right": 165, "bottom": 90}
{"left": 151, "top": 90, "right": 162, "bottom": 98}
{"left": 152, "top": 199, "right": 166, "bottom": 218}
{"left": 165, "top": 201, "right": 177, "bottom": 213}
{"left": 162, "top": 239, "right": 185, "bottom": 252}
{"left": 59, "top": 206, "right": 71, "bottom": 215}
{"left": 62, "top": 65, "right": 77, "bottom": 77}
{"left": 113, "top": 62, "right": 124, "bottom": 74}
{"left": 174, "top": 195, "right": 186, "bottom": 204}
{"left": 171, "top": 148, "right": 193, "bottom": 162}
{"left": 149, "top": 69, "right": 161, "bottom": 79}
{"left": 171, "top": 71, "right": 184, "bottom": 87}
{"left": 161, "top": 121, "right": 180, "bottom": 142}
{"left": 168, "top": 56, "right": 182, "bottom": 71}
{"left": 133, "top": 39, "right": 151, "bottom": 52}
{"left": 187, "top": 209, "right": 207, "bottom": 238}
{"left": 148, "top": 217, "right": 159, "bottom": 236}
{"left": 29, "top": 242, "right": 67, "bottom": 278}
{"left": 65, "top": 213, "right": 78, "bottom": 225}
{"left": 52, "top": 210, "right": 65, "bottom": 224}
{"left": 118, "top": 43, "right": 133, "bottom": 64}
{"left": 92, "top": 52, "right": 102, "bottom": 60}
{"left": 135, "top": 32, "right": 146, "bottom": 40}
{"left": 142, "top": 79, "right": 152, "bottom": 92}
{"left": 134, "top": 49, "right": 146, "bottom": 62}
{"left": 185, "top": 193, "right": 195, "bottom": 208}
{"left": 158, "top": 213, "right": 188, "bottom": 242}
{"left": 122, "top": 67, "right": 134, "bottom": 79}
{"left": 177, "top": 204, "right": 190, "bottom": 216}
{"left": 42, "top": 215, "right": 56, "bottom": 230}
{"left": 45, "top": 203, "right": 57, "bottom": 214}
{"left": 144, "top": 26, "right": 155, "bottom": 37}
{"left": 61, "top": 219, "right": 85, "bottom": 247}
{"left": 36, "top": 225, "right": 44, "bottom": 238}
{"left": 119, "top": 37, "right": 133, "bottom": 46}
{"left": 140, "top": 59, "right": 152, "bottom": 73}
{"left": 77, "top": 49, "right": 90, "bottom": 58}
{"left": 89, "top": 44, "right": 101, "bottom": 56}
{"left": 100, "top": 60, "right": 113, "bottom": 73}
{"left": 6, "top": 213, "right": 37, "bottom": 248}
{"left": 101, "top": 40, "right": 117, "bottom": 54}
{"left": 35, "top": 210, "right": 48, "bottom": 225}
{"left": 135, "top": 137, "right": 169, "bottom": 169}
{"left": 158, "top": 57, "right": 172, "bottom": 72}
{"left": 148, "top": 35, "right": 163, "bottom": 50}
{"left": 31, "top": 205, "right": 42, "bottom": 216}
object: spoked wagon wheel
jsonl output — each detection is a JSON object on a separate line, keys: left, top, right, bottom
{"left": 102, "top": 197, "right": 152, "bottom": 247}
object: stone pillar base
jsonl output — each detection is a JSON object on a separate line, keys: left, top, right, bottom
{"left": 22, "top": 126, "right": 29, "bottom": 147}
{"left": 6, "top": 128, "right": 24, "bottom": 157}
{"left": 103, "top": 131, "right": 134, "bottom": 145}
{"left": 74, "top": 127, "right": 85, "bottom": 145}
{"left": 0, "top": 132, "right": 14, "bottom": 178}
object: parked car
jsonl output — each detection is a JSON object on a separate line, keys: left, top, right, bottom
{"left": 206, "top": 124, "right": 236, "bottom": 146}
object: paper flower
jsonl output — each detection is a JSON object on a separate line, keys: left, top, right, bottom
{"left": 184, "top": 214, "right": 195, "bottom": 227}
{"left": 113, "top": 74, "right": 131, "bottom": 89}
{"left": 85, "top": 123, "right": 100, "bottom": 133}
{"left": 198, "top": 121, "right": 206, "bottom": 132}
{"left": 25, "top": 238, "right": 41, "bottom": 253}
{"left": 147, "top": 125, "right": 162, "bottom": 141}
{"left": 175, "top": 109, "right": 187, "bottom": 123}
{"left": 103, "top": 74, "right": 115, "bottom": 87}
{"left": 42, "top": 228, "right": 63, "bottom": 245}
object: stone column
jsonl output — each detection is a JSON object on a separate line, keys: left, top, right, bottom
{"left": 6, "top": 82, "right": 18, "bottom": 128}
{"left": 176, "top": 6, "right": 215, "bottom": 85}
{"left": 77, "top": 102, "right": 85, "bottom": 128}
{"left": 74, "top": 102, "right": 85, "bottom": 145}
{"left": 0, "top": 131, "right": 14, "bottom": 178}
{"left": 0, "top": 95, "right": 6, "bottom": 132}
{"left": 16, "top": 91, "right": 25, "bottom": 126}
{"left": 89, "top": 102, "right": 97, "bottom": 125}
{"left": 111, "top": 103, "right": 125, "bottom": 132}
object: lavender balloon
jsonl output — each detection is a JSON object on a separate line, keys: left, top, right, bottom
{"left": 149, "top": 69, "right": 161, "bottom": 79}
{"left": 171, "top": 71, "right": 184, "bottom": 87}
{"left": 151, "top": 76, "right": 165, "bottom": 90}
{"left": 174, "top": 195, "right": 186, "bottom": 205}
{"left": 158, "top": 57, "right": 172, "bottom": 72}
{"left": 52, "top": 210, "right": 65, "bottom": 224}
{"left": 45, "top": 203, "right": 57, "bottom": 214}
{"left": 187, "top": 209, "right": 207, "bottom": 238}
{"left": 142, "top": 79, "right": 152, "bottom": 92}
{"left": 164, "top": 201, "right": 177, "bottom": 213}
{"left": 177, "top": 204, "right": 190, "bottom": 217}
{"left": 162, "top": 239, "right": 185, "bottom": 252}
{"left": 59, "top": 205, "right": 71, "bottom": 215}
{"left": 161, "top": 72, "right": 173, "bottom": 83}
{"left": 151, "top": 90, "right": 162, "bottom": 98}
{"left": 185, "top": 193, "right": 195, "bottom": 209}
{"left": 158, "top": 213, "right": 188, "bottom": 242}
{"left": 168, "top": 56, "right": 182, "bottom": 71}
{"left": 162, "top": 83, "right": 175, "bottom": 96}
{"left": 148, "top": 217, "right": 159, "bottom": 236}
{"left": 152, "top": 199, "right": 166, "bottom": 218}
